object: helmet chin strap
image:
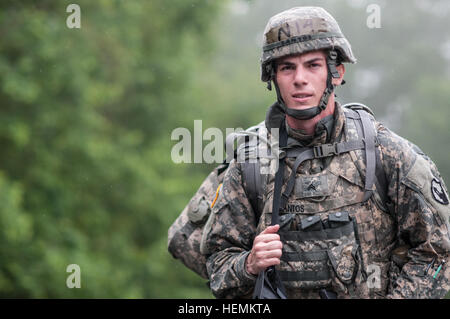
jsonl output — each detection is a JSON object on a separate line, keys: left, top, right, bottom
{"left": 271, "top": 50, "right": 341, "bottom": 121}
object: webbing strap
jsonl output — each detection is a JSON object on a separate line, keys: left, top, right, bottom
{"left": 285, "top": 140, "right": 364, "bottom": 158}
{"left": 253, "top": 121, "right": 288, "bottom": 300}
{"left": 344, "top": 107, "right": 393, "bottom": 214}
{"left": 343, "top": 112, "right": 361, "bottom": 120}
{"left": 336, "top": 140, "right": 366, "bottom": 154}
{"left": 356, "top": 110, "right": 376, "bottom": 202}
{"left": 280, "top": 222, "right": 354, "bottom": 241}
{"left": 279, "top": 270, "right": 330, "bottom": 282}
{"left": 281, "top": 250, "right": 328, "bottom": 262}
{"left": 242, "top": 161, "right": 262, "bottom": 224}
{"left": 271, "top": 122, "right": 288, "bottom": 226}
{"left": 281, "top": 148, "right": 314, "bottom": 209}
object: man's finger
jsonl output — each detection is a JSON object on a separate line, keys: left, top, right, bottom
{"left": 260, "top": 224, "right": 280, "bottom": 234}
{"left": 255, "top": 234, "right": 281, "bottom": 245}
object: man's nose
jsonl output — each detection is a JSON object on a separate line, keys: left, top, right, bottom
{"left": 293, "top": 67, "right": 308, "bottom": 86}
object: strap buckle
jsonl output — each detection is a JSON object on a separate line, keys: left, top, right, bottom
{"left": 313, "top": 143, "right": 338, "bottom": 158}
{"left": 327, "top": 50, "right": 341, "bottom": 79}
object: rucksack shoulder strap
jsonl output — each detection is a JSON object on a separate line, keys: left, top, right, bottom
{"left": 226, "top": 122, "right": 267, "bottom": 223}
{"left": 342, "top": 102, "right": 375, "bottom": 116}
{"left": 355, "top": 109, "right": 376, "bottom": 202}
{"left": 241, "top": 161, "right": 263, "bottom": 222}
{"left": 343, "top": 104, "right": 393, "bottom": 214}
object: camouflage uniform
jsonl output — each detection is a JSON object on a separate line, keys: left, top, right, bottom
{"left": 202, "top": 102, "right": 450, "bottom": 299}
{"left": 201, "top": 7, "right": 450, "bottom": 299}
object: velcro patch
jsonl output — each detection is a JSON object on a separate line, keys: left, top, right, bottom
{"left": 295, "top": 174, "right": 336, "bottom": 198}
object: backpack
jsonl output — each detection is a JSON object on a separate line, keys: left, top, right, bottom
{"left": 167, "top": 162, "right": 228, "bottom": 279}
{"left": 167, "top": 103, "right": 391, "bottom": 279}
{"left": 167, "top": 123, "right": 265, "bottom": 279}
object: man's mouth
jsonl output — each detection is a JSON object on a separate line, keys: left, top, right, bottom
{"left": 291, "top": 93, "right": 313, "bottom": 103}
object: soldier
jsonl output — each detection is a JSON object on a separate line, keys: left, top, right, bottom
{"left": 199, "top": 6, "right": 450, "bottom": 298}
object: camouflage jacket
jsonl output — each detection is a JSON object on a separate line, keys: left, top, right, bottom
{"left": 201, "top": 103, "right": 450, "bottom": 299}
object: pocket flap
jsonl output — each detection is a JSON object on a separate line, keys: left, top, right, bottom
{"left": 328, "top": 152, "right": 364, "bottom": 188}
{"left": 300, "top": 215, "right": 322, "bottom": 230}
{"left": 327, "top": 242, "right": 358, "bottom": 284}
{"left": 187, "top": 195, "right": 211, "bottom": 224}
{"left": 328, "top": 211, "right": 350, "bottom": 223}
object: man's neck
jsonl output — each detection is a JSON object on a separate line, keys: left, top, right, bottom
{"left": 286, "top": 99, "right": 336, "bottom": 136}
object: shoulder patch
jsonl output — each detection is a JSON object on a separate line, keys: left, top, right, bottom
{"left": 402, "top": 155, "right": 450, "bottom": 228}
{"left": 431, "top": 178, "right": 449, "bottom": 205}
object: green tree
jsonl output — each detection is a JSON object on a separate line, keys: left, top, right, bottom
{"left": 0, "top": 0, "right": 223, "bottom": 298}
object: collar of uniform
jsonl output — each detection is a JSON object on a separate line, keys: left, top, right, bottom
{"left": 330, "top": 101, "right": 345, "bottom": 144}
{"left": 264, "top": 101, "right": 345, "bottom": 146}
{"left": 285, "top": 102, "right": 345, "bottom": 147}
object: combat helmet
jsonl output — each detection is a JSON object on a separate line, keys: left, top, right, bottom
{"left": 261, "top": 7, "right": 356, "bottom": 120}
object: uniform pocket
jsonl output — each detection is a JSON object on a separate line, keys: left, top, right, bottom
{"left": 168, "top": 203, "right": 210, "bottom": 279}
{"left": 327, "top": 237, "right": 359, "bottom": 285}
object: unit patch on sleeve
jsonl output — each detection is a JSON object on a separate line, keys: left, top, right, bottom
{"left": 431, "top": 178, "right": 449, "bottom": 205}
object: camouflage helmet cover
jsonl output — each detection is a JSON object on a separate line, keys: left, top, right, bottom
{"left": 261, "top": 7, "right": 356, "bottom": 82}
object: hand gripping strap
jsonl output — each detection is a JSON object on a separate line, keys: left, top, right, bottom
{"left": 253, "top": 121, "right": 288, "bottom": 300}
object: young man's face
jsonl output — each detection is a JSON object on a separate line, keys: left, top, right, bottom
{"left": 275, "top": 50, "right": 344, "bottom": 111}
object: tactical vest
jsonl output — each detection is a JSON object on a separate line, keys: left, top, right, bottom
{"left": 251, "top": 104, "right": 396, "bottom": 298}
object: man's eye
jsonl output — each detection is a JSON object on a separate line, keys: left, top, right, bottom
{"left": 310, "top": 63, "right": 320, "bottom": 68}
{"left": 281, "top": 65, "right": 294, "bottom": 71}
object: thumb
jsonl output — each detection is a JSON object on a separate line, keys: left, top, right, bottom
{"left": 261, "top": 224, "right": 280, "bottom": 234}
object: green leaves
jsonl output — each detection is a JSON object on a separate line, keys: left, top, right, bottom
{"left": 0, "top": 0, "right": 220, "bottom": 298}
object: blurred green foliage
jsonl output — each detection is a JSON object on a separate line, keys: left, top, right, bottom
{"left": 0, "top": 0, "right": 448, "bottom": 298}
{"left": 0, "top": 0, "right": 223, "bottom": 298}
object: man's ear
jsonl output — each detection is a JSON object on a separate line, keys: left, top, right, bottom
{"left": 332, "top": 64, "right": 346, "bottom": 86}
